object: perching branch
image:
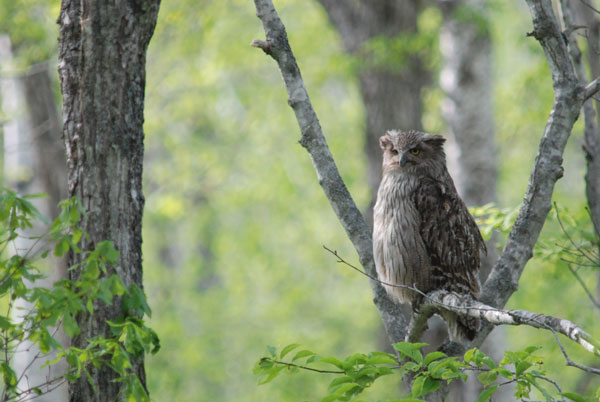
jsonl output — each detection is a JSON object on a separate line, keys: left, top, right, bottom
{"left": 416, "top": 291, "right": 599, "bottom": 356}
{"left": 251, "top": 0, "right": 407, "bottom": 343}
{"left": 325, "top": 246, "right": 600, "bottom": 361}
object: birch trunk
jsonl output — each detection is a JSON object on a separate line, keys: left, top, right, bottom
{"left": 57, "top": 1, "right": 160, "bottom": 400}
{"left": 437, "top": 3, "right": 515, "bottom": 400}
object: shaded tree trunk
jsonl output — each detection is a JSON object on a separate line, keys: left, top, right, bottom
{"left": 316, "top": 0, "right": 428, "bottom": 222}
{"left": 57, "top": 1, "right": 160, "bottom": 400}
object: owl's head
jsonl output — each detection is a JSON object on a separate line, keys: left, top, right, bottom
{"left": 379, "top": 130, "right": 447, "bottom": 174}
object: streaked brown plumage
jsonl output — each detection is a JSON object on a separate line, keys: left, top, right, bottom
{"left": 373, "top": 130, "right": 485, "bottom": 341}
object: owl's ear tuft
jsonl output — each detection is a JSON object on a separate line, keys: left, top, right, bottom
{"left": 379, "top": 133, "right": 393, "bottom": 150}
{"left": 423, "top": 134, "right": 446, "bottom": 147}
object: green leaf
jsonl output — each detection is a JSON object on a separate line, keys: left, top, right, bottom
{"left": 412, "top": 375, "right": 426, "bottom": 397}
{"left": 0, "top": 316, "right": 11, "bottom": 329}
{"left": 258, "top": 366, "right": 284, "bottom": 385}
{"left": 394, "top": 342, "right": 425, "bottom": 364}
{"left": 54, "top": 237, "right": 70, "bottom": 257}
{"left": 1, "top": 362, "right": 17, "bottom": 388}
{"left": 464, "top": 348, "right": 477, "bottom": 363}
{"left": 63, "top": 314, "right": 80, "bottom": 337}
{"left": 328, "top": 376, "right": 354, "bottom": 390}
{"left": 562, "top": 392, "right": 591, "bottom": 402}
{"left": 481, "top": 357, "right": 496, "bottom": 369}
{"left": 477, "top": 371, "right": 497, "bottom": 386}
{"left": 318, "top": 357, "right": 345, "bottom": 369}
{"left": 424, "top": 351, "right": 446, "bottom": 366}
{"left": 515, "top": 360, "right": 532, "bottom": 376}
{"left": 476, "top": 385, "right": 498, "bottom": 402}
{"left": 266, "top": 346, "right": 277, "bottom": 357}
{"left": 421, "top": 377, "right": 440, "bottom": 395}
{"left": 97, "top": 241, "right": 119, "bottom": 264}
{"left": 334, "top": 382, "right": 360, "bottom": 394}
{"left": 280, "top": 343, "right": 300, "bottom": 359}
{"left": 292, "top": 350, "right": 316, "bottom": 362}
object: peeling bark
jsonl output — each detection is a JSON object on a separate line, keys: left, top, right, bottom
{"left": 57, "top": 1, "right": 160, "bottom": 400}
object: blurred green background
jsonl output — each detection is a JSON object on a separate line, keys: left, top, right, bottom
{"left": 1, "top": 0, "right": 598, "bottom": 400}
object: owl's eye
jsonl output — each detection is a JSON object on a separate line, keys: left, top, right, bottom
{"left": 410, "top": 148, "right": 420, "bottom": 155}
{"left": 391, "top": 149, "right": 399, "bottom": 155}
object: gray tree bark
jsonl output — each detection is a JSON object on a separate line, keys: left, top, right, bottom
{"left": 57, "top": 1, "right": 160, "bottom": 400}
{"left": 1, "top": 35, "right": 68, "bottom": 402}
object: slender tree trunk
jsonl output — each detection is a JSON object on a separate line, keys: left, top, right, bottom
{"left": 1, "top": 35, "right": 68, "bottom": 401}
{"left": 57, "top": 1, "right": 160, "bottom": 400}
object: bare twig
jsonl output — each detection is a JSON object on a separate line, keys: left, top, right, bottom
{"left": 567, "top": 264, "right": 600, "bottom": 309}
{"left": 554, "top": 203, "right": 598, "bottom": 265}
{"left": 550, "top": 327, "right": 600, "bottom": 375}
{"left": 578, "top": 0, "right": 600, "bottom": 14}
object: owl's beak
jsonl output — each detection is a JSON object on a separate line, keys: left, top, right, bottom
{"left": 398, "top": 152, "right": 407, "bottom": 167}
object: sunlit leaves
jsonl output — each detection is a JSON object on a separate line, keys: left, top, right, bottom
{"left": 255, "top": 343, "right": 590, "bottom": 402}
{"left": 0, "top": 190, "right": 159, "bottom": 401}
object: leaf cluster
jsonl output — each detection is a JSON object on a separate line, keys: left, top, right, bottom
{"left": 0, "top": 189, "right": 160, "bottom": 402}
{"left": 254, "top": 342, "right": 594, "bottom": 402}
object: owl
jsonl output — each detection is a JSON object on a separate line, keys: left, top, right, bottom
{"left": 372, "top": 130, "right": 485, "bottom": 341}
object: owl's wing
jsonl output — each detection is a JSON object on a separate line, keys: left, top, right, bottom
{"left": 412, "top": 177, "right": 485, "bottom": 298}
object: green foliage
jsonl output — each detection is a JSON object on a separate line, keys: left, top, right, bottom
{"left": 0, "top": 189, "right": 159, "bottom": 401}
{"left": 469, "top": 203, "right": 519, "bottom": 241}
{"left": 0, "top": 0, "right": 59, "bottom": 65}
{"left": 255, "top": 343, "right": 591, "bottom": 402}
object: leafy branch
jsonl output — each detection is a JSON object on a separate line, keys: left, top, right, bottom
{"left": 0, "top": 189, "right": 160, "bottom": 401}
{"left": 254, "top": 342, "right": 592, "bottom": 402}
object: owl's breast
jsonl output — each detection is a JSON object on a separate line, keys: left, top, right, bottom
{"left": 372, "top": 174, "right": 431, "bottom": 303}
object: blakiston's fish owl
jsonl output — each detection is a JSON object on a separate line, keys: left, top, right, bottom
{"left": 373, "top": 130, "right": 485, "bottom": 341}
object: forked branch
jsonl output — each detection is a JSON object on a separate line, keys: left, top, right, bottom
{"left": 252, "top": 0, "right": 589, "bottom": 353}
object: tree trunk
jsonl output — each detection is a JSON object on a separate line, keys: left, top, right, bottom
{"left": 57, "top": 1, "right": 160, "bottom": 400}
{"left": 317, "top": 0, "right": 428, "bottom": 225}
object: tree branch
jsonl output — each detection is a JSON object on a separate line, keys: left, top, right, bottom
{"left": 251, "top": 0, "right": 407, "bottom": 343}
{"left": 325, "top": 246, "right": 600, "bottom": 360}
{"left": 480, "top": 0, "right": 584, "bottom": 311}
{"left": 419, "top": 290, "right": 599, "bottom": 356}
